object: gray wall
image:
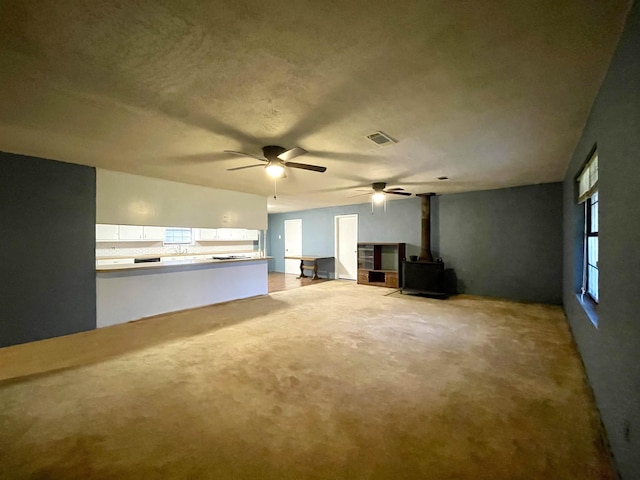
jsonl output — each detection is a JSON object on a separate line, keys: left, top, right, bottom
{"left": 0, "top": 151, "right": 96, "bottom": 348}
{"left": 432, "top": 183, "right": 563, "bottom": 304}
{"left": 268, "top": 184, "right": 563, "bottom": 305}
{"left": 268, "top": 198, "right": 422, "bottom": 275}
{"left": 562, "top": 2, "right": 640, "bottom": 479}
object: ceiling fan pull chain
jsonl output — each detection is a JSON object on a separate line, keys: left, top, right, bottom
{"left": 274, "top": 179, "right": 277, "bottom": 199}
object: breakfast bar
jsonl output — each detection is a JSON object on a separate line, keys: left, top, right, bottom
{"left": 96, "top": 257, "right": 269, "bottom": 328}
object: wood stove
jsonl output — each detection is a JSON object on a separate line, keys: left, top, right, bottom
{"left": 401, "top": 260, "right": 445, "bottom": 297}
{"left": 401, "top": 193, "right": 447, "bottom": 297}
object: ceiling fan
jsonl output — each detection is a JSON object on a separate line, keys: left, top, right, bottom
{"left": 351, "top": 182, "right": 412, "bottom": 203}
{"left": 225, "top": 145, "right": 327, "bottom": 178}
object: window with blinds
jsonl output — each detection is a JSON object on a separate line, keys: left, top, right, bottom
{"left": 577, "top": 149, "right": 599, "bottom": 308}
{"left": 578, "top": 151, "right": 598, "bottom": 203}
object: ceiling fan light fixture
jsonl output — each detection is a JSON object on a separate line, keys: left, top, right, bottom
{"left": 265, "top": 163, "right": 285, "bottom": 178}
{"left": 372, "top": 192, "right": 386, "bottom": 204}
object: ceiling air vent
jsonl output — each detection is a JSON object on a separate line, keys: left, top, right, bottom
{"left": 366, "top": 131, "right": 397, "bottom": 146}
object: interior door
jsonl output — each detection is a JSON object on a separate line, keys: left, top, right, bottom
{"left": 284, "top": 219, "right": 302, "bottom": 275}
{"left": 335, "top": 214, "right": 358, "bottom": 280}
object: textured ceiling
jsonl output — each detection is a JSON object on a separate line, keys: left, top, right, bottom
{"left": 0, "top": 0, "right": 631, "bottom": 212}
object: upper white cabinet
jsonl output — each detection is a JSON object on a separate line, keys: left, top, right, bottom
{"left": 96, "top": 224, "right": 119, "bottom": 241}
{"left": 118, "top": 225, "right": 144, "bottom": 240}
{"left": 195, "top": 228, "right": 253, "bottom": 241}
{"left": 143, "top": 226, "right": 166, "bottom": 241}
{"left": 194, "top": 228, "right": 218, "bottom": 241}
{"left": 216, "top": 228, "right": 247, "bottom": 241}
{"left": 97, "top": 224, "right": 252, "bottom": 243}
{"left": 96, "top": 224, "right": 166, "bottom": 242}
{"left": 245, "top": 229, "right": 260, "bottom": 241}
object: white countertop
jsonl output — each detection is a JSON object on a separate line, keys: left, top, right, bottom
{"left": 96, "top": 256, "right": 269, "bottom": 272}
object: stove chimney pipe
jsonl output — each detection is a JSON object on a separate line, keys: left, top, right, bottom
{"left": 417, "top": 193, "right": 435, "bottom": 262}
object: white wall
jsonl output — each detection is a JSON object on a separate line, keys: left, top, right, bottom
{"left": 96, "top": 169, "right": 267, "bottom": 229}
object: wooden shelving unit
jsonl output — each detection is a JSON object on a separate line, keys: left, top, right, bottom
{"left": 357, "top": 242, "right": 406, "bottom": 288}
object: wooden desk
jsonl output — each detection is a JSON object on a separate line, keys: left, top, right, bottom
{"left": 284, "top": 256, "right": 333, "bottom": 279}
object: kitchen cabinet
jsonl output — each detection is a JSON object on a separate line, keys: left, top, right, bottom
{"left": 96, "top": 258, "right": 135, "bottom": 266}
{"left": 194, "top": 228, "right": 257, "bottom": 241}
{"left": 162, "top": 255, "right": 201, "bottom": 262}
{"left": 97, "top": 224, "right": 255, "bottom": 243}
{"left": 96, "top": 224, "right": 119, "bottom": 241}
{"left": 103, "top": 225, "right": 165, "bottom": 241}
{"left": 216, "top": 228, "right": 247, "bottom": 241}
{"left": 143, "top": 226, "right": 165, "bottom": 241}
{"left": 245, "top": 229, "right": 260, "bottom": 241}
{"left": 194, "top": 228, "right": 218, "bottom": 241}
{"left": 118, "top": 225, "right": 144, "bottom": 240}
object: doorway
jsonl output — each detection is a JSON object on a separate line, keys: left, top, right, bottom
{"left": 335, "top": 214, "right": 358, "bottom": 280}
{"left": 284, "top": 218, "right": 302, "bottom": 275}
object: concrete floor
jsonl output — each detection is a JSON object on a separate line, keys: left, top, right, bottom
{"left": 0, "top": 281, "right": 612, "bottom": 479}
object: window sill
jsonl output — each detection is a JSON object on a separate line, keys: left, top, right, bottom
{"left": 576, "top": 293, "right": 599, "bottom": 328}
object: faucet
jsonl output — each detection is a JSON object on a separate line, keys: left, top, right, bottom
{"left": 174, "top": 245, "right": 188, "bottom": 254}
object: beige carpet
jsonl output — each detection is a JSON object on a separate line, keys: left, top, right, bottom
{"left": 0, "top": 281, "right": 612, "bottom": 479}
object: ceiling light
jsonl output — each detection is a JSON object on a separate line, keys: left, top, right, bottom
{"left": 372, "top": 192, "right": 386, "bottom": 204}
{"left": 265, "top": 163, "right": 285, "bottom": 178}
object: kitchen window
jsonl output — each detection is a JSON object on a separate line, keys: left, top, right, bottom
{"left": 164, "top": 228, "right": 193, "bottom": 245}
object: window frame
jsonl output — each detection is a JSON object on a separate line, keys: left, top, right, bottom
{"left": 575, "top": 146, "right": 599, "bottom": 327}
{"left": 585, "top": 191, "right": 599, "bottom": 304}
{"left": 163, "top": 227, "right": 194, "bottom": 245}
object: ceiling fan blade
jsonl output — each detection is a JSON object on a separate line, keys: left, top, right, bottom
{"left": 277, "top": 147, "right": 307, "bottom": 162}
{"left": 386, "top": 191, "right": 412, "bottom": 196}
{"left": 227, "top": 164, "right": 265, "bottom": 171}
{"left": 384, "top": 187, "right": 405, "bottom": 191}
{"left": 224, "top": 150, "right": 267, "bottom": 162}
{"left": 348, "top": 193, "right": 371, "bottom": 198}
{"left": 284, "top": 162, "right": 327, "bottom": 173}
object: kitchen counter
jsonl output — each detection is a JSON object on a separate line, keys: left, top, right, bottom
{"left": 96, "top": 257, "right": 269, "bottom": 328}
{"left": 96, "top": 256, "right": 267, "bottom": 272}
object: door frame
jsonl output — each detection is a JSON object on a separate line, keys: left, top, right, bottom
{"left": 284, "top": 218, "right": 302, "bottom": 275}
{"left": 334, "top": 214, "right": 358, "bottom": 280}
